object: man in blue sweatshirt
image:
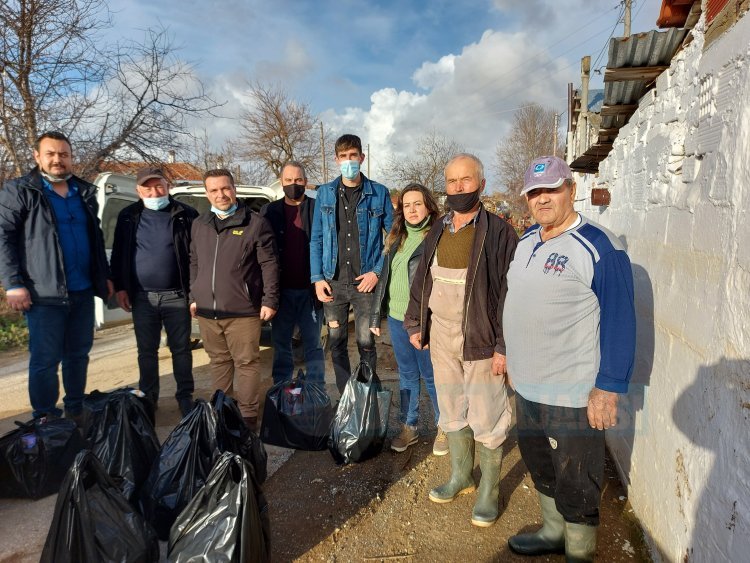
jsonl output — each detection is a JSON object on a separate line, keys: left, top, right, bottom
{"left": 504, "top": 156, "right": 636, "bottom": 562}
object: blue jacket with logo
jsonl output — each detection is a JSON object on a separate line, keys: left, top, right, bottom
{"left": 310, "top": 174, "right": 393, "bottom": 282}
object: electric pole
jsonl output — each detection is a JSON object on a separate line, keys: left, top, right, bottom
{"left": 367, "top": 143, "right": 370, "bottom": 177}
{"left": 320, "top": 121, "right": 327, "bottom": 183}
{"left": 623, "top": 0, "right": 631, "bottom": 36}
{"left": 553, "top": 113, "right": 559, "bottom": 157}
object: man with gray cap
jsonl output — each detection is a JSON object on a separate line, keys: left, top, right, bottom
{"left": 504, "top": 156, "right": 636, "bottom": 562}
{"left": 110, "top": 167, "right": 198, "bottom": 416}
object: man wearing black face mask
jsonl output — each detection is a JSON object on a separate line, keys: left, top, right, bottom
{"left": 260, "top": 161, "right": 325, "bottom": 385}
{"left": 404, "top": 153, "right": 518, "bottom": 527}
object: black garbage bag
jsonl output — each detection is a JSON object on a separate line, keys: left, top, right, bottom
{"left": 82, "top": 387, "right": 155, "bottom": 430}
{"left": 139, "top": 399, "right": 219, "bottom": 540}
{"left": 328, "top": 362, "right": 392, "bottom": 464}
{"left": 0, "top": 417, "right": 86, "bottom": 499}
{"left": 168, "top": 452, "right": 270, "bottom": 563}
{"left": 260, "top": 370, "right": 333, "bottom": 451}
{"left": 81, "top": 389, "right": 160, "bottom": 503}
{"left": 211, "top": 390, "right": 268, "bottom": 484}
{"left": 41, "top": 450, "right": 159, "bottom": 563}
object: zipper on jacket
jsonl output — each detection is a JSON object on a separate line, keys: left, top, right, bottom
{"left": 237, "top": 246, "right": 247, "bottom": 270}
{"left": 211, "top": 233, "right": 219, "bottom": 318}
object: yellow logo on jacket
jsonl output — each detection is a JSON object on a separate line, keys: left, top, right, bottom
{"left": 232, "top": 230, "right": 244, "bottom": 235}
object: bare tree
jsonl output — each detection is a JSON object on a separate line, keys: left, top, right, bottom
{"left": 0, "top": 0, "right": 219, "bottom": 180}
{"left": 495, "top": 103, "right": 560, "bottom": 195}
{"left": 188, "top": 128, "right": 271, "bottom": 185}
{"left": 238, "top": 81, "right": 328, "bottom": 182}
{"left": 385, "top": 131, "right": 464, "bottom": 193}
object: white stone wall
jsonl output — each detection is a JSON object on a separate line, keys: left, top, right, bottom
{"left": 574, "top": 13, "right": 750, "bottom": 563}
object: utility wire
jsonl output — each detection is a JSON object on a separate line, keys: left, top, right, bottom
{"left": 592, "top": 1, "right": 628, "bottom": 71}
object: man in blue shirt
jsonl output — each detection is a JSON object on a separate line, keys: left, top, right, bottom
{"left": 310, "top": 134, "right": 393, "bottom": 393}
{"left": 504, "top": 156, "right": 636, "bottom": 562}
{"left": 0, "top": 132, "right": 112, "bottom": 423}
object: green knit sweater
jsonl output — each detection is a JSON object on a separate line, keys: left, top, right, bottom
{"left": 387, "top": 222, "right": 428, "bottom": 321}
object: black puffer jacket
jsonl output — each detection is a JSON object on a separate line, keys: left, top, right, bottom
{"left": 110, "top": 198, "right": 198, "bottom": 298}
{"left": 0, "top": 168, "right": 110, "bottom": 303}
{"left": 369, "top": 235, "right": 425, "bottom": 330}
{"left": 403, "top": 205, "right": 518, "bottom": 360}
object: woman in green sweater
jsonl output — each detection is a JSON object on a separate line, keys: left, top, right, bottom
{"left": 370, "top": 183, "right": 446, "bottom": 455}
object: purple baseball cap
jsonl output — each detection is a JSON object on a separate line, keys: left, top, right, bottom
{"left": 521, "top": 156, "right": 573, "bottom": 195}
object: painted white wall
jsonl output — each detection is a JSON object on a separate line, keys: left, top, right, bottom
{"left": 574, "top": 12, "right": 750, "bottom": 563}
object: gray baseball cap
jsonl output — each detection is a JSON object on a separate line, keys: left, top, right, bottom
{"left": 521, "top": 156, "right": 573, "bottom": 195}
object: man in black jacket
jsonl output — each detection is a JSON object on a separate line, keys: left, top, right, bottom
{"left": 0, "top": 131, "right": 112, "bottom": 421}
{"left": 404, "top": 153, "right": 518, "bottom": 527}
{"left": 190, "top": 169, "right": 279, "bottom": 430}
{"left": 110, "top": 167, "right": 198, "bottom": 416}
{"left": 260, "top": 161, "right": 324, "bottom": 385}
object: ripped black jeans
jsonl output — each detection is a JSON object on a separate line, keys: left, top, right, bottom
{"left": 323, "top": 279, "right": 377, "bottom": 394}
{"left": 515, "top": 393, "right": 605, "bottom": 526}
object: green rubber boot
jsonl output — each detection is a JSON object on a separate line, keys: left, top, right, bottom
{"left": 428, "top": 427, "right": 476, "bottom": 503}
{"left": 565, "top": 522, "right": 597, "bottom": 562}
{"left": 508, "top": 492, "right": 565, "bottom": 555}
{"left": 471, "top": 443, "right": 503, "bottom": 527}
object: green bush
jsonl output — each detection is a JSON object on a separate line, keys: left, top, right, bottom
{"left": 0, "top": 315, "right": 28, "bottom": 350}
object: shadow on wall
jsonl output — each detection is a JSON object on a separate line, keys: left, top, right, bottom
{"left": 672, "top": 358, "right": 750, "bottom": 563}
{"left": 607, "top": 257, "right": 656, "bottom": 486}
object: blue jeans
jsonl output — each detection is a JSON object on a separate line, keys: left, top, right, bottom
{"left": 324, "top": 280, "right": 377, "bottom": 393}
{"left": 271, "top": 288, "right": 325, "bottom": 384}
{"left": 25, "top": 289, "right": 95, "bottom": 418}
{"left": 388, "top": 315, "right": 439, "bottom": 427}
{"left": 132, "top": 290, "right": 194, "bottom": 402}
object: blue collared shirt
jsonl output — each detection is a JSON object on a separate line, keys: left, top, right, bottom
{"left": 42, "top": 178, "right": 92, "bottom": 291}
{"left": 442, "top": 209, "right": 480, "bottom": 234}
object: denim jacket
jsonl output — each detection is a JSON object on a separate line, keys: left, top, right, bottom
{"left": 310, "top": 174, "right": 393, "bottom": 282}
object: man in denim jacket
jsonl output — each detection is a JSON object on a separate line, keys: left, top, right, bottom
{"left": 310, "top": 134, "right": 393, "bottom": 393}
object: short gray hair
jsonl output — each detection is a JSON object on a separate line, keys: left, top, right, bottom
{"left": 445, "top": 153, "right": 484, "bottom": 182}
{"left": 281, "top": 160, "right": 307, "bottom": 181}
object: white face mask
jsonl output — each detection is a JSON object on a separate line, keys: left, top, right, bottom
{"left": 142, "top": 195, "right": 170, "bottom": 210}
{"left": 40, "top": 170, "right": 73, "bottom": 183}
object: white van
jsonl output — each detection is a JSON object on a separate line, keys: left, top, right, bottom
{"left": 94, "top": 172, "right": 281, "bottom": 329}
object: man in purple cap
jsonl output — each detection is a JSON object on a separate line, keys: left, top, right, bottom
{"left": 110, "top": 166, "right": 198, "bottom": 416}
{"left": 503, "top": 156, "right": 636, "bottom": 562}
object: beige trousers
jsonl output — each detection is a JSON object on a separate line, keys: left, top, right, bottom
{"left": 198, "top": 316, "right": 261, "bottom": 418}
{"left": 428, "top": 263, "right": 512, "bottom": 449}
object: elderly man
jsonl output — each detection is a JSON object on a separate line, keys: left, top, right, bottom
{"left": 260, "top": 161, "right": 325, "bottom": 385}
{"left": 504, "top": 156, "right": 636, "bottom": 562}
{"left": 404, "top": 153, "right": 518, "bottom": 527}
{"left": 310, "top": 134, "right": 393, "bottom": 393}
{"left": 0, "top": 131, "right": 112, "bottom": 422}
{"left": 110, "top": 167, "right": 198, "bottom": 416}
{"left": 189, "top": 168, "right": 279, "bottom": 431}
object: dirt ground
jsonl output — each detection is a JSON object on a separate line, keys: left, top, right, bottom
{"left": 0, "top": 323, "right": 650, "bottom": 562}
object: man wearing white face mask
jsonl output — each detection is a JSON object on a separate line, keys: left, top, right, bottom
{"left": 110, "top": 167, "right": 199, "bottom": 416}
{"left": 310, "top": 134, "right": 393, "bottom": 393}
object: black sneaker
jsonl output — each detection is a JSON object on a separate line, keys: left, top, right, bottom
{"left": 64, "top": 410, "right": 84, "bottom": 428}
{"left": 178, "top": 397, "right": 194, "bottom": 417}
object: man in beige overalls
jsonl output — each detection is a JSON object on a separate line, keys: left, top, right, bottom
{"left": 404, "top": 153, "right": 518, "bottom": 526}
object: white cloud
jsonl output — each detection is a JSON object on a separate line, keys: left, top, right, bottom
{"left": 325, "top": 28, "right": 570, "bottom": 189}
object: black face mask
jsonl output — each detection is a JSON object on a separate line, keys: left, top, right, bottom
{"left": 283, "top": 183, "right": 306, "bottom": 200}
{"left": 446, "top": 190, "right": 480, "bottom": 213}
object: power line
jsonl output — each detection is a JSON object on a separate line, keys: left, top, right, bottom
{"left": 592, "top": 1, "right": 628, "bottom": 71}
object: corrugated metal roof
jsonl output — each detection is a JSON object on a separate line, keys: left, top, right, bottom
{"left": 570, "top": 27, "right": 688, "bottom": 173}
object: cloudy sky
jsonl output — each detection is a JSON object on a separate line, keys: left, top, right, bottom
{"left": 107, "top": 0, "right": 660, "bottom": 184}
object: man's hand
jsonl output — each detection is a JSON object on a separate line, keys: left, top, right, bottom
{"left": 189, "top": 302, "right": 197, "bottom": 318}
{"left": 106, "top": 279, "right": 115, "bottom": 300}
{"left": 587, "top": 388, "right": 619, "bottom": 430}
{"left": 5, "top": 287, "right": 32, "bottom": 312}
{"left": 370, "top": 327, "right": 381, "bottom": 337}
{"left": 116, "top": 290, "right": 131, "bottom": 312}
{"left": 260, "top": 306, "right": 277, "bottom": 321}
{"left": 491, "top": 352, "right": 507, "bottom": 380}
{"left": 315, "top": 280, "right": 334, "bottom": 302}
{"left": 409, "top": 332, "right": 428, "bottom": 350}
{"left": 355, "top": 271, "right": 378, "bottom": 293}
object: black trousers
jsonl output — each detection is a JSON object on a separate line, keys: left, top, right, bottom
{"left": 515, "top": 393, "right": 605, "bottom": 526}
